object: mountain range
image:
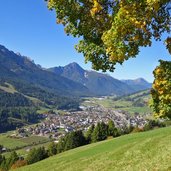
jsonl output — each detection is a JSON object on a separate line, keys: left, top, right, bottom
{"left": 0, "top": 44, "right": 152, "bottom": 108}
{"left": 48, "top": 62, "right": 152, "bottom": 96}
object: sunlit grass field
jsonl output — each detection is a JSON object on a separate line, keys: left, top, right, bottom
{"left": 0, "top": 133, "right": 48, "bottom": 150}
{"left": 0, "top": 132, "right": 50, "bottom": 158}
{"left": 82, "top": 90, "right": 151, "bottom": 115}
{"left": 17, "top": 126, "right": 171, "bottom": 171}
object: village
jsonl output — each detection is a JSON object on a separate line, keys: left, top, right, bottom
{"left": 15, "top": 104, "right": 149, "bottom": 141}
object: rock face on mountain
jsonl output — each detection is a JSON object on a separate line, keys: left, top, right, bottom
{"left": 48, "top": 63, "right": 151, "bottom": 96}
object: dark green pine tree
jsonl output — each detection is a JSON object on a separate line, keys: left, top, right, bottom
{"left": 26, "top": 147, "right": 48, "bottom": 164}
{"left": 100, "top": 121, "right": 108, "bottom": 140}
{"left": 48, "top": 142, "right": 57, "bottom": 156}
{"left": 107, "top": 120, "right": 119, "bottom": 137}
{"left": 64, "top": 130, "right": 86, "bottom": 151}
{"left": 92, "top": 122, "right": 108, "bottom": 142}
{"left": 56, "top": 138, "right": 65, "bottom": 154}
{"left": 92, "top": 122, "right": 101, "bottom": 143}
{"left": 0, "top": 145, "right": 3, "bottom": 154}
{"left": 85, "top": 124, "right": 95, "bottom": 143}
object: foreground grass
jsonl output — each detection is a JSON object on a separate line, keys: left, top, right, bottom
{"left": 17, "top": 126, "right": 171, "bottom": 171}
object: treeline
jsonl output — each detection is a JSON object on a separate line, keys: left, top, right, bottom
{"left": 0, "top": 107, "right": 41, "bottom": 133}
{"left": 0, "top": 119, "right": 165, "bottom": 170}
{"left": 0, "top": 151, "right": 27, "bottom": 170}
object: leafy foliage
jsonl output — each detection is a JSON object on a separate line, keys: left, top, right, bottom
{"left": 0, "top": 151, "right": 19, "bottom": 170}
{"left": 143, "top": 119, "right": 165, "bottom": 131}
{"left": 47, "top": 142, "right": 57, "bottom": 156}
{"left": 150, "top": 60, "right": 171, "bottom": 118}
{"left": 56, "top": 130, "right": 86, "bottom": 153}
{"left": 107, "top": 120, "right": 119, "bottom": 137}
{"left": 85, "top": 124, "right": 95, "bottom": 143}
{"left": 92, "top": 122, "right": 108, "bottom": 142}
{"left": 11, "top": 160, "right": 27, "bottom": 170}
{"left": 0, "top": 155, "right": 5, "bottom": 166}
{"left": 26, "top": 147, "right": 48, "bottom": 165}
{"left": 6, "top": 151, "right": 19, "bottom": 170}
{"left": 47, "top": 0, "right": 171, "bottom": 71}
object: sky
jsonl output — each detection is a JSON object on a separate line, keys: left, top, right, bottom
{"left": 0, "top": 0, "right": 170, "bottom": 82}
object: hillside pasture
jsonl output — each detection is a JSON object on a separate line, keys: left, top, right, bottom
{"left": 17, "top": 126, "right": 171, "bottom": 171}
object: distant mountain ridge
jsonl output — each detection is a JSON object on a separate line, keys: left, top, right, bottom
{"left": 0, "top": 44, "right": 151, "bottom": 100}
{"left": 0, "top": 45, "right": 93, "bottom": 111}
{"left": 48, "top": 63, "right": 151, "bottom": 96}
{"left": 0, "top": 45, "right": 90, "bottom": 97}
{"left": 121, "top": 78, "right": 152, "bottom": 92}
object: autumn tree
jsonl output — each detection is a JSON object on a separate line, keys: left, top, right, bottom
{"left": 47, "top": 0, "right": 171, "bottom": 118}
{"left": 11, "top": 160, "right": 27, "bottom": 170}
{"left": 150, "top": 60, "right": 171, "bottom": 118}
{"left": 47, "top": 0, "right": 170, "bottom": 71}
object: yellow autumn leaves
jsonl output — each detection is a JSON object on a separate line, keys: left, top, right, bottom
{"left": 146, "top": 0, "right": 160, "bottom": 11}
{"left": 90, "top": 0, "right": 102, "bottom": 17}
{"left": 47, "top": 0, "right": 170, "bottom": 72}
{"left": 151, "top": 61, "right": 171, "bottom": 118}
{"left": 101, "top": 1, "right": 152, "bottom": 63}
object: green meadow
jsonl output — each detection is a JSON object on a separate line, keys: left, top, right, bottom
{"left": 17, "top": 126, "right": 171, "bottom": 171}
{"left": 82, "top": 90, "right": 152, "bottom": 115}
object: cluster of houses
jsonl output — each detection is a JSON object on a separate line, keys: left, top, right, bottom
{"left": 15, "top": 105, "right": 148, "bottom": 140}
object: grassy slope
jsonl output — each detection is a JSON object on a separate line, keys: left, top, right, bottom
{"left": 0, "top": 83, "right": 17, "bottom": 94}
{"left": 17, "top": 126, "right": 171, "bottom": 171}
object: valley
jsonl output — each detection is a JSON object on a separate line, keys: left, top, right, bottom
{"left": 0, "top": 44, "right": 156, "bottom": 171}
{"left": 0, "top": 44, "right": 152, "bottom": 133}
{"left": 82, "top": 89, "right": 151, "bottom": 115}
{"left": 0, "top": 89, "right": 152, "bottom": 162}
{"left": 0, "top": 0, "right": 170, "bottom": 170}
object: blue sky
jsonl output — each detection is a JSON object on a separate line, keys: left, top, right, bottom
{"left": 0, "top": 0, "right": 170, "bottom": 82}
